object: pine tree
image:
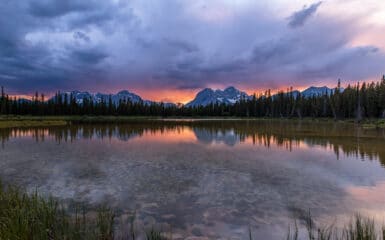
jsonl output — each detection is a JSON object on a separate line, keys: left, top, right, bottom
{"left": 0, "top": 86, "right": 5, "bottom": 115}
{"left": 356, "top": 82, "right": 363, "bottom": 122}
{"left": 380, "top": 75, "right": 385, "bottom": 118}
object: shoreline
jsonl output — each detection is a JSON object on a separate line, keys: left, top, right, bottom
{"left": 0, "top": 180, "right": 383, "bottom": 240}
{"left": 0, "top": 115, "right": 384, "bottom": 129}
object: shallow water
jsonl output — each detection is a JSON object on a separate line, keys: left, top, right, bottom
{"left": 1, "top": 120, "right": 385, "bottom": 239}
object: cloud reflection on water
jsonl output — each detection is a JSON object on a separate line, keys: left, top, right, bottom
{"left": 1, "top": 120, "right": 385, "bottom": 239}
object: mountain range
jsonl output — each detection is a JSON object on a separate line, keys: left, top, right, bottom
{"left": 301, "top": 86, "right": 337, "bottom": 97}
{"left": 46, "top": 85, "right": 340, "bottom": 107}
{"left": 53, "top": 90, "right": 175, "bottom": 107}
{"left": 185, "top": 86, "right": 250, "bottom": 107}
{"left": 186, "top": 86, "right": 340, "bottom": 107}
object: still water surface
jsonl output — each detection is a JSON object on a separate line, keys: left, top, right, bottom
{"left": 1, "top": 120, "right": 385, "bottom": 239}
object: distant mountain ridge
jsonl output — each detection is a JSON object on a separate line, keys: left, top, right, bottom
{"left": 185, "top": 86, "right": 251, "bottom": 107}
{"left": 186, "top": 86, "right": 342, "bottom": 107}
{"left": 301, "top": 86, "right": 339, "bottom": 97}
{"left": 43, "top": 85, "right": 342, "bottom": 107}
{"left": 52, "top": 90, "right": 175, "bottom": 107}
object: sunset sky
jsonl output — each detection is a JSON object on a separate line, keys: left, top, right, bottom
{"left": 1, "top": 0, "right": 385, "bottom": 103}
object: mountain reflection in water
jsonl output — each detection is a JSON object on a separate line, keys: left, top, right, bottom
{"left": 1, "top": 120, "right": 384, "bottom": 164}
{"left": 1, "top": 120, "right": 385, "bottom": 239}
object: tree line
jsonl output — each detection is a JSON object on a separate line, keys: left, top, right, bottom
{"left": 1, "top": 76, "right": 385, "bottom": 120}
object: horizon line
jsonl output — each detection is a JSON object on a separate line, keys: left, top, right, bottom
{"left": 3, "top": 77, "right": 383, "bottom": 104}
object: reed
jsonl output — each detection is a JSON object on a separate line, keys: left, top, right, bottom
{"left": 0, "top": 181, "right": 169, "bottom": 240}
{"left": 0, "top": 181, "right": 114, "bottom": 240}
{"left": 2, "top": 181, "right": 385, "bottom": 239}
{"left": 286, "top": 212, "right": 384, "bottom": 240}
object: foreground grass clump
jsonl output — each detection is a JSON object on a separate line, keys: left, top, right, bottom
{"left": 0, "top": 119, "right": 67, "bottom": 128}
{"left": 2, "top": 181, "right": 385, "bottom": 240}
{"left": 286, "top": 212, "right": 385, "bottom": 240}
{"left": 0, "top": 181, "right": 170, "bottom": 240}
{"left": 0, "top": 182, "right": 115, "bottom": 240}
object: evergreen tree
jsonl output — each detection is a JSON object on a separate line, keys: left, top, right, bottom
{"left": 0, "top": 86, "right": 5, "bottom": 115}
{"left": 1, "top": 75, "right": 385, "bottom": 119}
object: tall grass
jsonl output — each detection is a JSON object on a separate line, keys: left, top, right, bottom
{"left": 2, "top": 181, "right": 385, "bottom": 240}
{"left": 286, "top": 211, "right": 385, "bottom": 240}
{"left": 0, "top": 181, "right": 172, "bottom": 240}
{"left": 0, "top": 181, "right": 116, "bottom": 239}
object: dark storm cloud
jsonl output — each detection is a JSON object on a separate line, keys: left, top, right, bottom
{"left": 299, "top": 46, "right": 382, "bottom": 79}
{"left": 288, "top": 1, "right": 323, "bottom": 28}
{"left": 153, "top": 54, "right": 247, "bottom": 90}
{"left": 244, "top": 10, "right": 385, "bottom": 88}
{"left": 200, "top": 59, "right": 247, "bottom": 74}
{"left": 28, "top": 0, "right": 132, "bottom": 31}
{"left": 1, "top": 0, "right": 385, "bottom": 97}
{"left": 176, "top": 82, "right": 208, "bottom": 90}
{"left": 71, "top": 48, "right": 108, "bottom": 64}
{"left": 0, "top": 42, "right": 109, "bottom": 91}
{"left": 73, "top": 31, "right": 90, "bottom": 42}
{"left": 164, "top": 39, "right": 199, "bottom": 53}
{"left": 28, "top": 0, "right": 93, "bottom": 18}
{"left": 167, "top": 58, "right": 246, "bottom": 78}
{"left": 251, "top": 38, "right": 298, "bottom": 65}
{"left": 176, "top": 57, "right": 203, "bottom": 71}
{"left": 0, "top": 0, "right": 123, "bottom": 93}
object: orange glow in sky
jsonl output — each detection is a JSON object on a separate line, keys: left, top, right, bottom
{"left": 134, "top": 88, "right": 198, "bottom": 104}
{"left": 6, "top": 77, "right": 382, "bottom": 104}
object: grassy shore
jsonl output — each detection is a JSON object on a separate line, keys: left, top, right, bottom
{"left": 0, "top": 181, "right": 168, "bottom": 240}
{"left": 0, "top": 115, "right": 384, "bottom": 129}
{"left": 1, "top": 181, "right": 385, "bottom": 240}
{"left": 0, "top": 181, "right": 115, "bottom": 240}
{"left": 285, "top": 211, "right": 385, "bottom": 240}
{"left": 0, "top": 116, "right": 156, "bottom": 128}
{"left": 0, "top": 119, "right": 68, "bottom": 128}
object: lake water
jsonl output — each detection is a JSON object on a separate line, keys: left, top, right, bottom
{"left": 1, "top": 120, "right": 385, "bottom": 239}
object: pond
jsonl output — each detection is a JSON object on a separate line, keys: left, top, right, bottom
{"left": 1, "top": 120, "right": 385, "bottom": 239}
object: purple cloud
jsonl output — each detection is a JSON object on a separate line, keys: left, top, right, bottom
{"left": 0, "top": 0, "right": 384, "bottom": 99}
{"left": 288, "top": 2, "right": 323, "bottom": 28}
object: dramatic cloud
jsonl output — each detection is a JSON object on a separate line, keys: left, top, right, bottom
{"left": 288, "top": 1, "right": 323, "bottom": 28}
{"left": 73, "top": 31, "right": 90, "bottom": 42}
{"left": 1, "top": 0, "right": 385, "bottom": 102}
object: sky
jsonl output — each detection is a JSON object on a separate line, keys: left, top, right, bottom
{"left": 1, "top": 0, "right": 385, "bottom": 103}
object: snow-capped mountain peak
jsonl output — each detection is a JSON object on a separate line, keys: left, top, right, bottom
{"left": 51, "top": 90, "right": 174, "bottom": 106}
{"left": 301, "top": 86, "right": 343, "bottom": 97}
{"left": 186, "top": 86, "right": 250, "bottom": 107}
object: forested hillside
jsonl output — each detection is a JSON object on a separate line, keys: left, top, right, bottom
{"left": 1, "top": 76, "right": 385, "bottom": 120}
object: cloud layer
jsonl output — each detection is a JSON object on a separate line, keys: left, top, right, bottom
{"left": 1, "top": 0, "right": 385, "bottom": 102}
{"left": 288, "top": 1, "right": 322, "bottom": 28}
